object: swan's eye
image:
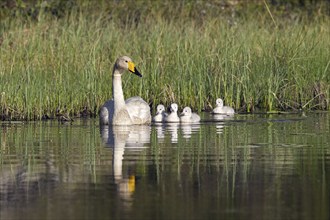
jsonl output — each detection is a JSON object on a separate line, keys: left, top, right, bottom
{"left": 125, "top": 60, "right": 128, "bottom": 63}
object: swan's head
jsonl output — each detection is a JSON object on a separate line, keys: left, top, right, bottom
{"left": 156, "top": 104, "right": 165, "bottom": 114}
{"left": 170, "top": 103, "right": 178, "bottom": 112}
{"left": 216, "top": 98, "right": 223, "bottom": 107}
{"left": 114, "top": 56, "right": 142, "bottom": 77}
{"left": 181, "top": 107, "right": 192, "bottom": 116}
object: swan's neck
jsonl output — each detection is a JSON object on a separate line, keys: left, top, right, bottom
{"left": 112, "top": 70, "right": 126, "bottom": 114}
{"left": 217, "top": 102, "right": 223, "bottom": 108}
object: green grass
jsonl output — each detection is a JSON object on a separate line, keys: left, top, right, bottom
{"left": 0, "top": 2, "right": 329, "bottom": 120}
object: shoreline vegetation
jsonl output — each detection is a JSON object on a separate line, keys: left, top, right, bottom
{"left": 0, "top": 0, "right": 329, "bottom": 121}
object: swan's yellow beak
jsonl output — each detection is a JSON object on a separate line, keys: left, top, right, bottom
{"left": 128, "top": 61, "right": 142, "bottom": 77}
{"left": 128, "top": 175, "right": 135, "bottom": 193}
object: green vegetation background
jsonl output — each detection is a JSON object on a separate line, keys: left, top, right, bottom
{"left": 0, "top": 0, "right": 329, "bottom": 120}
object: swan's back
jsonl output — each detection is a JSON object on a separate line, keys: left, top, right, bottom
{"left": 191, "top": 113, "right": 201, "bottom": 122}
{"left": 212, "top": 106, "right": 235, "bottom": 115}
{"left": 99, "top": 97, "right": 151, "bottom": 125}
{"left": 125, "top": 96, "right": 151, "bottom": 124}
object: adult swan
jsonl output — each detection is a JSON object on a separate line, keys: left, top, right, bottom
{"left": 99, "top": 56, "right": 151, "bottom": 125}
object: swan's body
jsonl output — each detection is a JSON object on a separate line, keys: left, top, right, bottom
{"left": 99, "top": 56, "right": 151, "bottom": 125}
{"left": 180, "top": 107, "right": 201, "bottom": 123}
{"left": 212, "top": 98, "right": 235, "bottom": 115}
{"left": 99, "top": 100, "right": 114, "bottom": 125}
{"left": 165, "top": 103, "right": 180, "bottom": 123}
{"left": 153, "top": 104, "right": 167, "bottom": 122}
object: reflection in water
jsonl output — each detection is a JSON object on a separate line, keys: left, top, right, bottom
{"left": 154, "top": 122, "right": 201, "bottom": 142}
{"left": 181, "top": 123, "right": 200, "bottom": 139}
{"left": 154, "top": 123, "right": 166, "bottom": 143}
{"left": 100, "top": 125, "right": 151, "bottom": 206}
{"left": 0, "top": 113, "right": 329, "bottom": 220}
{"left": 213, "top": 114, "right": 234, "bottom": 134}
{"left": 0, "top": 123, "right": 58, "bottom": 211}
{"left": 165, "top": 123, "right": 179, "bottom": 143}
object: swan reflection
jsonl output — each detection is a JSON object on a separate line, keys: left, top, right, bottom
{"left": 153, "top": 122, "right": 201, "bottom": 143}
{"left": 100, "top": 125, "right": 151, "bottom": 203}
{"left": 154, "top": 123, "right": 166, "bottom": 143}
{"left": 165, "top": 123, "right": 179, "bottom": 143}
{"left": 181, "top": 124, "right": 201, "bottom": 139}
{"left": 213, "top": 114, "right": 234, "bottom": 134}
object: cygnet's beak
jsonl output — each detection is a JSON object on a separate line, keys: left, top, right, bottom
{"left": 128, "top": 61, "right": 142, "bottom": 77}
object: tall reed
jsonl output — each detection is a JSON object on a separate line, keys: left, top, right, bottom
{"left": 0, "top": 4, "right": 329, "bottom": 120}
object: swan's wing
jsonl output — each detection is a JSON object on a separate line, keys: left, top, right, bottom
{"left": 99, "top": 99, "right": 114, "bottom": 125}
{"left": 125, "top": 96, "right": 151, "bottom": 124}
{"left": 212, "top": 107, "right": 223, "bottom": 114}
{"left": 192, "top": 113, "right": 201, "bottom": 122}
{"left": 223, "top": 106, "right": 235, "bottom": 115}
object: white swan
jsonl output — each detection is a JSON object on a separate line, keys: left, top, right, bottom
{"left": 180, "top": 107, "right": 201, "bottom": 123}
{"left": 164, "top": 103, "right": 180, "bottom": 123}
{"left": 99, "top": 56, "right": 151, "bottom": 125}
{"left": 212, "top": 98, "right": 235, "bottom": 115}
{"left": 152, "top": 104, "right": 167, "bottom": 122}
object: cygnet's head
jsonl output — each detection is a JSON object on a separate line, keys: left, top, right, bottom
{"left": 181, "top": 107, "right": 192, "bottom": 116}
{"left": 114, "top": 56, "right": 142, "bottom": 77}
{"left": 156, "top": 104, "right": 165, "bottom": 114}
{"left": 170, "top": 103, "right": 178, "bottom": 112}
{"left": 216, "top": 98, "right": 224, "bottom": 107}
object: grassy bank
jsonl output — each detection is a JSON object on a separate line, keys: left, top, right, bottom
{"left": 0, "top": 1, "right": 330, "bottom": 120}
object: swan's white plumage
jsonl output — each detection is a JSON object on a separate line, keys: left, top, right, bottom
{"left": 99, "top": 100, "right": 114, "bottom": 125}
{"left": 212, "top": 98, "right": 235, "bottom": 115}
{"left": 165, "top": 103, "right": 180, "bottom": 123}
{"left": 99, "top": 56, "right": 151, "bottom": 125}
{"left": 180, "top": 107, "right": 200, "bottom": 123}
{"left": 125, "top": 96, "right": 151, "bottom": 124}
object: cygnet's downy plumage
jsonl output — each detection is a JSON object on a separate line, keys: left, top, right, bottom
{"left": 180, "top": 107, "right": 201, "bottom": 123}
{"left": 165, "top": 103, "right": 180, "bottom": 123}
{"left": 212, "top": 98, "right": 235, "bottom": 115}
{"left": 153, "top": 104, "right": 167, "bottom": 122}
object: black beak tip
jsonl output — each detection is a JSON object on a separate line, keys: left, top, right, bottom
{"left": 134, "top": 68, "right": 142, "bottom": 77}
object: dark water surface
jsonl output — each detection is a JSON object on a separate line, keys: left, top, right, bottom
{"left": 0, "top": 113, "right": 329, "bottom": 220}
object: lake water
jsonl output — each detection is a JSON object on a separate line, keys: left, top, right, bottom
{"left": 0, "top": 112, "right": 329, "bottom": 220}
